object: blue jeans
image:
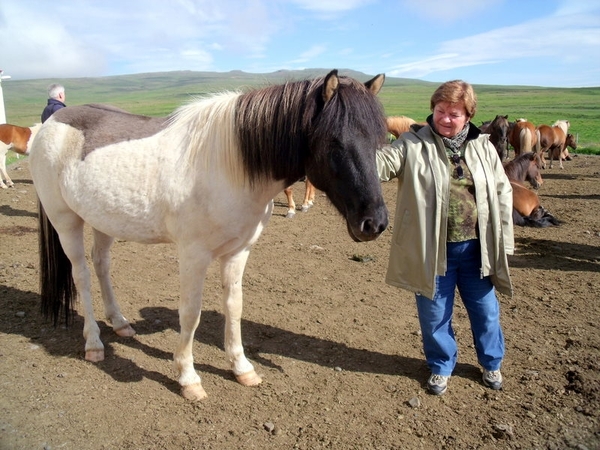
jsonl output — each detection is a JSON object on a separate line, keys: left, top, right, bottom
{"left": 415, "top": 239, "right": 504, "bottom": 376}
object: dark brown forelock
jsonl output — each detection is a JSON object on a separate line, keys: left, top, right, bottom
{"left": 52, "top": 104, "right": 169, "bottom": 158}
{"left": 234, "top": 75, "right": 387, "bottom": 187}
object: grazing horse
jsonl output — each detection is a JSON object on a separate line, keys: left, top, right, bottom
{"left": 386, "top": 115, "right": 417, "bottom": 140}
{"left": 480, "top": 114, "right": 510, "bottom": 160}
{"left": 508, "top": 119, "right": 539, "bottom": 158}
{"left": 30, "top": 70, "right": 389, "bottom": 401}
{"left": 538, "top": 120, "right": 571, "bottom": 170}
{"left": 504, "top": 153, "right": 558, "bottom": 227}
{"left": 283, "top": 178, "right": 316, "bottom": 218}
{"left": 0, "top": 123, "right": 42, "bottom": 188}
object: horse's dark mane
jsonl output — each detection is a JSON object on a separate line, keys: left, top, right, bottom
{"left": 235, "top": 74, "right": 387, "bottom": 186}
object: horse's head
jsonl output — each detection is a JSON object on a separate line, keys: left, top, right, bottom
{"left": 566, "top": 133, "right": 577, "bottom": 150}
{"left": 305, "top": 70, "right": 389, "bottom": 242}
{"left": 527, "top": 153, "right": 544, "bottom": 189}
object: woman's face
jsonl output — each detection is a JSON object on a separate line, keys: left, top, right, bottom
{"left": 432, "top": 101, "right": 469, "bottom": 138}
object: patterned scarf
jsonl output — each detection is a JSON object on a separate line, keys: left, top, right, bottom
{"left": 439, "top": 123, "right": 470, "bottom": 155}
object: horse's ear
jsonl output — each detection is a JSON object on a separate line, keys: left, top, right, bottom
{"left": 323, "top": 70, "right": 340, "bottom": 103}
{"left": 365, "top": 73, "right": 385, "bottom": 95}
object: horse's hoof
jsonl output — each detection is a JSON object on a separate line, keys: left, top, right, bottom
{"left": 236, "top": 370, "right": 262, "bottom": 386}
{"left": 85, "top": 349, "right": 105, "bottom": 362}
{"left": 285, "top": 212, "right": 295, "bottom": 219}
{"left": 115, "top": 324, "right": 136, "bottom": 337}
{"left": 181, "top": 383, "right": 208, "bottom": 401}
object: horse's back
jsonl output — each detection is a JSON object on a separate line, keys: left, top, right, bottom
{"left": 386, "top": 116, "right": 416, "bottom": 138}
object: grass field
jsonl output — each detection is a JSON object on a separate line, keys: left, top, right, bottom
{"left": 3, "top": 69, "right": 599, "bottom": 165}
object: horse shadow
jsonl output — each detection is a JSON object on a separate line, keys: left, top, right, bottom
{"left": 510, "top": 237, "right": 600, "bottom": 272}
{"left": 0, "top": 204, "right": 38, "bottom": 218}
{"left": 538, "top": 173, "right": 578, "bottom": 181}
{"left": 0, "top": 285, "right": 484, "bottom": 395}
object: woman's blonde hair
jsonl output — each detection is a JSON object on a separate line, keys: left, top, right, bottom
{"left": 430, "top": 80, "right": 477, "bottom": 119}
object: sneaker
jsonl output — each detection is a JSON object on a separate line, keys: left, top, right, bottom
{"left": 427, "top": 374, "right": 449, "bottom": 395}
{"left": 482, "top": 370, "right": 503, "bottom": 390}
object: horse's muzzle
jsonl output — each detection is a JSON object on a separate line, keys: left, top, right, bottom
{"left": 346, "top": 210, "right": 389, "bottom": 242}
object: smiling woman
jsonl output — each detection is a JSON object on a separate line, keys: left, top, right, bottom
{"left": 376, "top": 79, "right": 514, "bottom": 396}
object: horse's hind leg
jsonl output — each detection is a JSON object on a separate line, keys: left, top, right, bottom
{"left": 220, "top": 249, "right": 262, "bottom": 387}
{"left": 53, "top": 216, "right": 105, "bottom": 361}
{"left": 91, "top": 229, "right": 135, "bottom": 337}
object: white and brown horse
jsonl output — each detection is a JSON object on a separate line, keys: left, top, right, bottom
{"left": 0, "top": 123, "right": 41, "bottom": 188}
{"left": 30, "top": 70, "right": 389, "bottom": 401}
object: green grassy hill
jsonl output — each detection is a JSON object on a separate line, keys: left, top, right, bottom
{"left": 4, "top": 69, "right": 599, "bottom": 160}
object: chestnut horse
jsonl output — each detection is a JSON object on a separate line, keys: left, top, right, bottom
{"left": 504, "top": 153, "right": 559, "bottom": 227}
{"left": 538, "top": 120, "right": 571, "bottom": 169}
{"left": 283, "top": 177, "right": 316, "bottom": 218}
{"left": 30, "top": 70, "right": 389, "bottom": 401}
{"left": 508, "top": 119, "right": 539, "bottom": 159}
{"left": 0, "top": 123, "right": 42, "bottom": 188}
{"left": 480, "top": 114, "right": 510, "bottom": 160}
{"left": 386, "top": 115, "right": 417, "bottom": 139}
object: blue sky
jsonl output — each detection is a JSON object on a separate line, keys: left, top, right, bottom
{"left": 1, "top": 0, "right": 599, "bottom": 87}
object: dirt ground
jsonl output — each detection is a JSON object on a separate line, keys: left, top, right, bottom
{"left": 0, "top": 155, "right": 599, "bottom": 450}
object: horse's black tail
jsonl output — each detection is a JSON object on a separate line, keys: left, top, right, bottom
{"left": 38, "top": 200, "right": 76, "bottom": 326}
{"left": 513, "top": 207, "right": 561, "bottom": 228}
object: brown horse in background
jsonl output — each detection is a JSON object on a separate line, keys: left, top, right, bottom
{"left": 504, "top": 153, "right": 559, "bottom": 227}
{"left": 509, "top": 119, "right": 539, "bottom": 159}
{"left": 480, "top": 114, "right": 510, "bottom": 160}
{"left": 283, "top": 178, "right": 316, "bottom": 218}
{"left": 538, "top": 120, "right": 571, "bottom": 169}
{"left": 504, "top": 152, "right": 544, "bottom": 189}
{"left": 386, "top": 115, "right": 417, "bottom": 140}
{"left": 557, "top": 133, "right": 577, "bottom": 162}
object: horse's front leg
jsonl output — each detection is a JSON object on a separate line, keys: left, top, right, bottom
{"left": 175, "top": 245, "right": 210, "bottom": 401}
{"left": 0, "top": 165, "right": 12, "bottom": 188}
{"left": 221, "top": 249, "right": 262, "bottom": 387}
{"left": 92, "top": 229, "right": 135, "bottom": 337}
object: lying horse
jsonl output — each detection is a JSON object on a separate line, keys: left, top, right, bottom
{"left": 0, "top": 123, "right": 41, "bottom": 188}
{"left": 283, "top": 177, "right": 316, "bottom": 218}
{"left": 30, "top": 70, "right": 389, "bottom": 401}
{"left": 504, "top": 153, "right": 559, "bottom": 227}
{"left": 480, "top": 114, "right": 509, "bottom": 161}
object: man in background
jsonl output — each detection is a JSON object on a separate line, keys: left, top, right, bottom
{"left": 41, "top": 83, "right": 66, "bottom": 123}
